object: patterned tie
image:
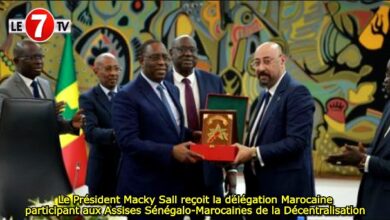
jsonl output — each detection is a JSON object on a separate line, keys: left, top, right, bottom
{"left": 30, "top": 81, "right": 40, "bottom": 98}
{"left": 156, "top": 84, "right": 179, "bottom": 134}
{"left": 108, "top": 91, "right": 116, "bottom": 101}
{"left": 247, "top": 92, "right": 271, "bottom": 147}
{"left": 182, "top": 78, "right": 199, "bottom": 130}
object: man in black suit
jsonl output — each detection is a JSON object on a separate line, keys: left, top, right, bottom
{"left": 79, "top": 53, "right": 121, "bottom": 196}
{"left": 327, "top": 58, "right": 390, "bottom": 220}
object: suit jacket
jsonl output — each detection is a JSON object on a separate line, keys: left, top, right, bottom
{"left": 245, "top": 73, "right": 315, "bottom": 198}
{"left": 79, "top": 85, "right": 120, "bottom": 196}
{"left": 356, "top": 102, "right": 390, "bottom": 220}
{"left": 166, "top": 68, "right": 225, "bottom": 195}
{"left": 0, "top": 73, "right": 76, "bottom": 134}
{"left": 111, "top": 75, "right": 189, "bottom": 196}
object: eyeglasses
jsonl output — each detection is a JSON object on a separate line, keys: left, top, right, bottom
{"left": 250, "top": 55, "right": 280, "bottom": 68}
{"left": 172, "top": 47, "right": 198, "bottom": 54}
{"left": 145, "top": 54, "right": 171, "bottom": 62}
{"left": 100, "top": 65, "right": 122, "bottom": 72}
{"left": 17, "top": 54, "right": 45, "bottom": 61}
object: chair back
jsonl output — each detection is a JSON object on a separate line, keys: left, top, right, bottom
{"left": 0, "top": 98, "right": 72, "bottom": 219}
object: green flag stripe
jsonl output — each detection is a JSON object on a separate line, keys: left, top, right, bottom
{"left": 55, "top": 34, "right": 76, "bottom": 94}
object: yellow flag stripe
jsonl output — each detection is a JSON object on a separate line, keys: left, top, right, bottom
{"left": 55, "top": 82, "right": 79, "bottom": 109}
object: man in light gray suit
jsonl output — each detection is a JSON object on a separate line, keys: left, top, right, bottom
{"left": 0, "top": 39, "right": 82, "bottom": 134}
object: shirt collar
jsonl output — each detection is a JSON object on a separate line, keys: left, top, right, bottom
{"left": 141, "top": 71, "right": 165, "bottom": 90}
{"left": 17, "top": 72, "right": 37, "bottom": 87}
{"left": 172, "top": 67, "right": 196, "bottom": 85}
{"left": 99, "top": 84, "right": 118, "bottom": 96}
{"left": 267, "top": 71, "right": 287, "bottom": 96}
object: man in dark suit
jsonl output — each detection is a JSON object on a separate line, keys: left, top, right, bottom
{"left": 234, "top": 42, "right": 315, "bottom": 220}
{"left": 111, "top": 40, "right": 203, "bottom": 216}
{"left": 79, "top": 53, "right": 120, "bottom": 196}
{"left": 166, "top": 34, "right": 237, "bottom": 203}
{"left": 327, "top": 58, "right": 390, "bottom": 220}
{"left": 0, "top": 39, "right": 82, "bottom": 134}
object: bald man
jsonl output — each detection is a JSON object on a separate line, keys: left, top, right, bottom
{"left": 79, "top": 53, "right": 121, "bottom": 196}
{"left": 0, "top": 39, "right": 82, "bottom": 134}
{"left": 234, "top": 42, "right": 315, "bottom": 220}
{"left": 166, "top": 35, "right": 237, "bottom": 200}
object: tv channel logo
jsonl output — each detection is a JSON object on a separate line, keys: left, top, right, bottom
{"left": 8, "top": 8, "right": 71, "bottom": 42}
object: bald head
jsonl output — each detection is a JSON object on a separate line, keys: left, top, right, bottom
{"left": 172, "top": 35, "right": 197, "bottom": 48}
{"left": 13, "top": 39, "right": 44, "bottom": 79}
{"left": 94, "top": 53, "right": 117, "bottom": 67}
{"left": 253, "top": 41, "right": 287, "bottom": 89}
{"left": 13, "top": 39, "right": 41, "bottom": 58}
{"left": 255, "top": 42, "right": 283, "bottom": 58}
{"left": 93, "top": 52, "right": 120, "bottom": 90}
{"left": 170, "top": 35, "right": 198, "bottom": 76}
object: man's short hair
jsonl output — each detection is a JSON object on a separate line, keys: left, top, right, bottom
{"left": 138, "top": 39, "right": 162, "bottom": 60}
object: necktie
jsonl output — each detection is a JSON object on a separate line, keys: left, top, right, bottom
{"left": 247, "top": 92, "right": 271, "bottom": 147}
{"left": 157, "top": 84, "right": 179, "bottom": 134}
{"left": 31, "top": 81, "right": 40, "bottom": 98}
{"left": 182, "top": 78, "right": 199, "bottom": 130}
{"left": 108, "top": 91, "right": 116, "bottom": 101}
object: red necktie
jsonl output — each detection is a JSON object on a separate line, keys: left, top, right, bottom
{"left": 182, "top": 78, "right": 199, "bottom": 130}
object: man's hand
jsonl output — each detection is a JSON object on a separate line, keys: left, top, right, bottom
{"left": 55, "top": 101, "right": 66, "bottom": 115}
{"left": 326, "top": 143, "right": 366, "bottom": 167}
{"left": 172, "top": 141, "right": 204, "bottom": 163}
{"left": 71, "top": 109, "right": 84, "bottom": 129}
{"left": 192, "top": 130, "right": 202, "bottom": 143}
{"left": 233, "top": 143, "right": 255, "bottom": 165}
{"left": 225, "top": 171, "right": 237, "bottom": 195}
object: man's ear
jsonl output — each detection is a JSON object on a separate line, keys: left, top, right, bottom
{"left": 280, "top": 54, "right": 287, "bottom": 65}
{"left": 139, "top": 55, "right": 144, "bottom": 66}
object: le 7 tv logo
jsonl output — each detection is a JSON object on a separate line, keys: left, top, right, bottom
{"left": 8, "top": 8, "right": 71, "bottom": 42}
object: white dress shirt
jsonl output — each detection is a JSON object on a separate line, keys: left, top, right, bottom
{"left": 141, "top": 72, "right": 180, "bottom": 128}
{"left": 172, "top": 67, "right": 200, "bottom": 127}
{"left": 18, "top": 72, "right": 43, "bottom": 98}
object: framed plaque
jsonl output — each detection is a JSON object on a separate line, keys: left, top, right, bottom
{"left": 190, "top": 110, "right": 238, "bottom": 162}
{"left": 206, "top": 94, "right": 248, "bottom": 143}
{"left": 200, "top": 110, "right": 236, "bottom": 145}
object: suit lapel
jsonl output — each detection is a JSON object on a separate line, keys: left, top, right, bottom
{"left": 165, "top": 70, "right": 174, "bottom": 83}
{"left": 258, "top": 74, "right": 290, "bottom": 137}
{"left": 165, "top": 82, "right": 183, "bottom": 135}
{"left": 372, "top": 104, "right": 390, "bottom": 154}
{"left": 13, "top": 74, "right": 33, "bottom": 98}
{"left": 244, "top": 96, "right": 262, "bottom": 145}
{"left": 136, "top": 76, "right": 179, "bottom": 135}
{"left": 94, "top": 86, "right": 111, "bottom": 113}
{"left": 36, "top": 77, "right": 52, "bottom": 99}
{"left": 195, "top": 70, "right": 206, "bottom": 109}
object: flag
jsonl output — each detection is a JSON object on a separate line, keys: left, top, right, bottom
{"left": 55, "top": 34, "right": 88, "bottom": 189}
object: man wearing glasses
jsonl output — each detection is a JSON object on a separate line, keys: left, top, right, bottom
{"left": 233, "top": 42, "right": 315, "bottom": 220}
{"left": 111, "top": 39, "right": 204, "bottom": 219}
{"left": 166, "top": 35, "right": 237, "bottom": 220}
{"left": 79, "top": 53, "right": 121, "bottom": 196}
{"left": 0, "top": 39, "right": 82, "bottom": 134}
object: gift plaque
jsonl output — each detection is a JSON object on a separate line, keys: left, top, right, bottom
{"left": 190, "top": 110, "right": 238, "bottom": 162}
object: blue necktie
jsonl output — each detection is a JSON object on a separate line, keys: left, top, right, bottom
{"left": 31, "top": 81, "right": 40, "bottom": 98}
{"left": 108, "top": 91, "right": 116, "bottom": 101}
{"left": 247, "top": 92, "right": 271, "bottom": 147}
{"left": 156, "top": 84, "right": 179, "bottom": 134}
